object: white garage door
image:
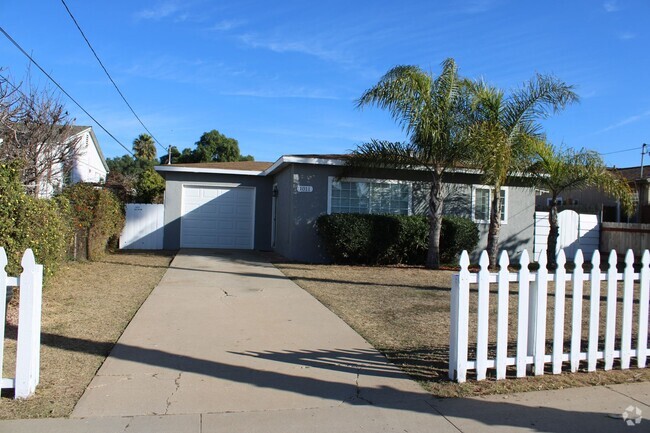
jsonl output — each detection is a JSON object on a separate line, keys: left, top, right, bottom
{"left": 181, "top": 185, "right": 255, "bottom": 249}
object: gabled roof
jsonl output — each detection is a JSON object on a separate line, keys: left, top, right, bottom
{"left": 69, "top": 126, "right": 109, "bottom": 172}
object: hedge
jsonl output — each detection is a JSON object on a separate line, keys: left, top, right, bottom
{"left": 0, "top": 163, "right": 71, "bottom": 276}
{"left": 316, "top": 213, "right": 478, "bottom": 266}
{"left": 63, "top": 183, "right": 125, "bottom": 260}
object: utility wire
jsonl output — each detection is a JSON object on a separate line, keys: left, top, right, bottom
{"left": 60, "top": 0, "right": 167, "bottom": 154}
{"left": 0, "top": 25, "right": 135, "bottom": 157}
{"left": 599, "top": 146, "right": 642, "bottom": 156}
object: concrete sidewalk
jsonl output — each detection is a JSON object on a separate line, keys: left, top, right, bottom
{"left": 1, "top": 250, "right": 648, "bottom": 432}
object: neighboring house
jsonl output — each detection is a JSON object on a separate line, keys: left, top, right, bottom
{"left": 535, "top": 165, "right": 650, "bottom": 223}
{"left": 155, "top": 155, "right": 537, "bottom": 262}
{"left": 38, "top": 125, "right": 109, "bottom": 198}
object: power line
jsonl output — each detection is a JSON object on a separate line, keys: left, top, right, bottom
{"left": 599, "top": 146, "right": 642, "bottom": 156}
{"left": 0, "top": 25, "right": 135, "bottom": 157}
{"left": 60, "top": 0, "right": 166, "bottom": 154}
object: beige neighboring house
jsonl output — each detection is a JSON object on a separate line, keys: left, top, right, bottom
{"left": 39, "top": 125, "right": 109, "bottom": 198}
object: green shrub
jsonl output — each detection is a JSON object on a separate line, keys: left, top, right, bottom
{"left": 0, "top": 162, "right": 72, "bottom": 277}
{"left": 63, "top": 183, "right": 125, "bottom": 260}
{"left": 316, "top": 213, "right": 478, "bottom": 266}
{"left": 439, "top": 216, "right": 480, "bottom": 264}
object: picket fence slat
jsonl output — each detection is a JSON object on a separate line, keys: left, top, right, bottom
{"left": 587, "top": 251, "right": 601, "bottom": 372}
{"left": 604, "top": 251, "right": 618, "bottom": 371}
{"left": 1, "top": 247, "right": 43, "bottom": 399}
{"left": 639, "top": 251, "right": 650, "bottom": 369}
{"left": 570, "top": 251, "right": 584, "bottom": 372}
{"left": 449, "top": 247, "right": 650, "bottom": 383}
{"left": 553, "top": 250, "right": 567, "bottom": 375}
{"left": 620, "top": 250, "right": 635, "bottom": 369}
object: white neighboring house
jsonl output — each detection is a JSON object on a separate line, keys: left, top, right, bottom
{"left": 38, "top": 125, "right": 109, "bottom": 198}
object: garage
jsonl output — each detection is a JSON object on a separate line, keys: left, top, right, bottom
{"left": 180, "top": 185, "right": 255, "bottom": 249}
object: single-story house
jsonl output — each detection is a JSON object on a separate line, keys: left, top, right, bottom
{"left": 155, "top": 155, "right": 536, "bottom": 262}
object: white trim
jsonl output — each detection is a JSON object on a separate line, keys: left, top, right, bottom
{"left": 180, "top": 184, "right": 256, "bottom": 249}
{"left": 156, "top": 165, "right": 264, "bottom": 176}
{"left": 327, "top": 176, "right": 413, "bottom": 216}
{"left": 471, "top": 185, "right": 509, "bottom": 225}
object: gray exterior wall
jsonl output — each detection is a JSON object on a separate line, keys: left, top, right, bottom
{"left": 161, "top": 171, "right": 273, "bottom": 250}
{"left": 272, "top": 163, "right": 535, "bottom": 263}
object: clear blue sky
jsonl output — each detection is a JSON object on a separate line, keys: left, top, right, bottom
{"left": 1, "top": 0, "right": 648, "bottom": 168}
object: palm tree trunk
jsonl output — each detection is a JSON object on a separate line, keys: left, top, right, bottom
{"left": 486, "top": 187, "right": 502, "bottom": 268}
{"left": 547, "top": 197, "right": 559, "bottom": 269}
{"left": 426, "top": 176, "right": 444, "bottom": 269}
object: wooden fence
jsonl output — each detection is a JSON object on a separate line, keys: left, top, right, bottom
{"left": 0, "top": 248, "right": 43, "bottom": 399}
{"left": 449, "top": 248, "right": 650, "bottom": 382}
{"left": 534, "top": 210, "right": 599, "bottom": 260}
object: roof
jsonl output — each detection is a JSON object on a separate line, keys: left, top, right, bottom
{"left": 170, "top": 161, "right": 274, "bottom": 171}
{"left": 611, "top": 165, "right": 650, "bottom": 182}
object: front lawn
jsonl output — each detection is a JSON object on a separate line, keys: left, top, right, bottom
{"left": 1, "top": 250, "right": 174, "bottom": 419}
{"left": 275, "top": 262, "right": 650, "bottom": 397}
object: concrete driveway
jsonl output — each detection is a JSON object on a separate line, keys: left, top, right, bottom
{"left": 2, "top": 250, "right": 647, "bottom": 432}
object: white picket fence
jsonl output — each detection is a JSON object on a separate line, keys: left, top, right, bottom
{"left": 449, "top": 248, "right": 650, "bottom": 382}
{"left": 0, "top": 248, "right": 43, "bottom": 399}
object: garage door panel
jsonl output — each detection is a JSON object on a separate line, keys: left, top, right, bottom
{"left": 181, "top": 186, "right": 255, "bottom": 249}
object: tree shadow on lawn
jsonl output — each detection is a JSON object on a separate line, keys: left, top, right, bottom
{"left": 2, "top": 328, "right": 642, "bottom": 432}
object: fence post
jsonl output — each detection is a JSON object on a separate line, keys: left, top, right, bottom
{"left": 14, "top": 249, "right": 43, "bottom": 399}
{"left": 449, "top": 251, "right": 470, "bottom": 382}
{"left": 516, "top": 250, "right": 531, "bottom": 377}
{"left": 638, "top": 250, "right": 649, "bottom": 369}
{"left": 569, "top": 250, "right": 584, "bottom": 373}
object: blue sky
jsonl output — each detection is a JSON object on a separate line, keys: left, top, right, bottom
{"left": 0, "top": 0, "right": 648, "bottom": 167}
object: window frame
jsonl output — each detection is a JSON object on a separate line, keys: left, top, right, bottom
{"left": 327, "top": 177, "right": 413, "bottom": 216}
{"left": 471, "top": 185, "right": 509, "bottom": 224}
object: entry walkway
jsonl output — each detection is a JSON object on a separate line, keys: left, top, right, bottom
{"left": 1, "top": 250, "right": 648, "bottom": 432}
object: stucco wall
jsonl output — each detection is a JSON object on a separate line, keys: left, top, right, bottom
{"left": 161, "top": 172, "right": 273, "bottom": 250}
{"left": 274, "top": 164, "right": 535, "bottom": 263}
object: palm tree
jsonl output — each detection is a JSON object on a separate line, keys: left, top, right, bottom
{"left": 352, "top": 58, "right": 471, "bottom": 269}
{"left": 532, "top": 142, "right": 634, "bottom": 267}
{"left": 133, "top": 133, "right": 156, "bottom": 160}
{"left": 467, "top": 75, "right": 579, "bottom": 267}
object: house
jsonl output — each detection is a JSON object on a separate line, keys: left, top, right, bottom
{"left": 535, "top": 165, "right": 650, "bottom": 223}
{"left": 37, "top": 125, "right": 109, "bottom": 197}
{"left": 155, "top": 155, "right": 537, "bottom": 262}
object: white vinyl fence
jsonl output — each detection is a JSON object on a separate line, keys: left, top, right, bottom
{"left": 449, "top": 248, "right": 650, "bottom": 383}
{"left": 534, "top": 210, "right": 599, "bottom": 260}
{"left": 0, "top": 248, "right": 43, "bottom": 398}
{"left": 119, "top": 203, "right": 164, "bottom": 250}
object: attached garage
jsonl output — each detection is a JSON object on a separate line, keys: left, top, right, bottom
{"left": 180, "top": 185, "right": 256, "bottom": 249}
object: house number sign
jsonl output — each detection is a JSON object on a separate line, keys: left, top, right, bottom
{"left": 297, "top": 185, "right": 313, "bottom": 193}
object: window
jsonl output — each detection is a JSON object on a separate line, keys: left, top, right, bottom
{"left": 329, "top": 178, "right": 411, "bottom": 215}
{"left": 472, "top": 186, "right": 508, "bottom": 223}
{"left": 546, "top": 197, "right": 563, "bottom": 207}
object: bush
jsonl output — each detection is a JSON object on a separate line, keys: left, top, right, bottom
{"left": 0, "top": 162, "right": 72, "bottom": 276}
{"left": 316, "top": 213, "right": 478, "bottom": 266}
{"left": 63, "top": 183, "right": 125, "bottom": 260}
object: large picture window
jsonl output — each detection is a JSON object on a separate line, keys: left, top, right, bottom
{"left": 329, "top": 178, "right": 411, "bottom": 215}
{"left": 472, "top": 186, "right": 508, "bottom": 223}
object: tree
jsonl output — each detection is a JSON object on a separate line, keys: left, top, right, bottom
{"left": 467, "top": 75, "right": 579, "bottom": 267}
{"left": 351, "top": 58, "right": 471, "bottom": 269}
{"left": 106, "top": 153, "right": 165, "bottom": 204}
{"left": 133, "top": 133, "right": 156, "bottom": 160}
{"left": 165, "top": 130, "right": 254, "bottom": 164}
{"left": 0, "top": 73, "right": 82, "bottom": 196}
{"left": 531, "top": 142, "right": 634, "bottom": 267}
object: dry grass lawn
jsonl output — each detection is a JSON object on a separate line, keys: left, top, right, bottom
{"left": 1, "top": 250, "right": 174, "bottom": 419}
{"left": 275, "top": 262, "right": 650, "bottom": 398}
